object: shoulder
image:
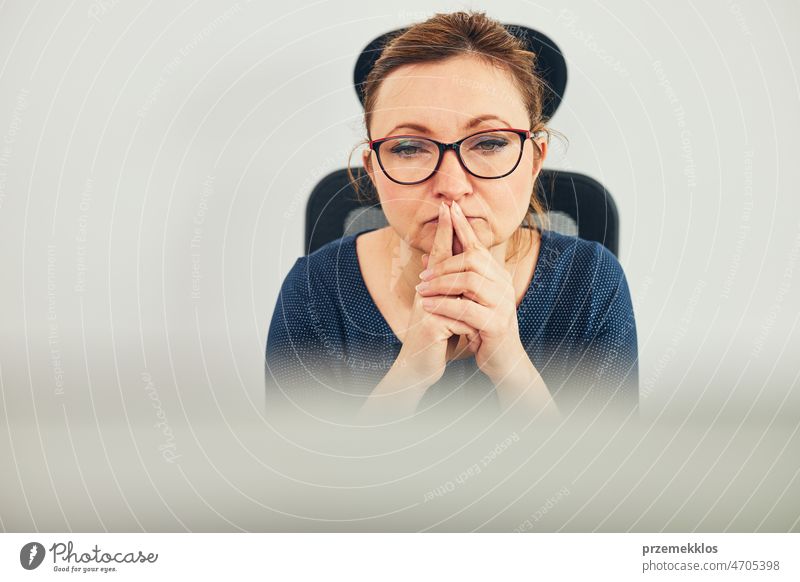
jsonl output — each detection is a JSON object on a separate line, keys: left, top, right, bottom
{"left": 282, "top": 233, "right": 361, "bottom": 293}
{"left": 305, "top": 232, "right": 359, "bottom": 264}
{"left": 270, "top": 235, "right": 362, "bottom": 341}
{"left": 539, "top": 229, "right": 626, "bottom": 285}
{"left": 273, "top": 233, "right": 366, "bottom": 335}
{"left": 537, "top": 230, "right": 632, "bottom": 326}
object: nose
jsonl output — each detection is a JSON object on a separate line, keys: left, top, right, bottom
{"left": 430, "top": 148, "right": 472, "bottom": 202}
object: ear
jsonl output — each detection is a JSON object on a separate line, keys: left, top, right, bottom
{"left": 362, "top": 148, "right": 377, "bottom": 187}
{"left": 531, "top": 137, "right": 548, "bottom": 179}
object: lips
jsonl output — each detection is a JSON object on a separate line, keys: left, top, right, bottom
{"left": 425, "top": 216, "right": 482, "bottom": 225}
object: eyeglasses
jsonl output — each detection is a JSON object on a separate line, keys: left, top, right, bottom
{"left": 368, "top": 128, "right": 543, "bottom": 185}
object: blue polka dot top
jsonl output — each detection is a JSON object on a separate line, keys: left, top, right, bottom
{"left": 266, "top": 228, "right": 639, "bottom": 416}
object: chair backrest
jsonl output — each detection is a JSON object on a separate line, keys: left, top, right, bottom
{"left": 304, "top": 24, "right": 620, "bottom": 257}
{"left": 305, "top": 168, "right": 619, "bottom": 256}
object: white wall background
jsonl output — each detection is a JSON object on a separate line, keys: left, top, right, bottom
{"left": 0, "top": 0, "right": 798, "bottom": 424}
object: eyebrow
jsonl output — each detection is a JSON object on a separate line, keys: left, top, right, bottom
{"left": 383, "top": 115, "right": 511, "bottom": 137}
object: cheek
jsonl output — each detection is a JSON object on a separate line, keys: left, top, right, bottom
{"left": 375, "top": 183, "right": 423, "bottom": 231}
{"left": 486, "top": 175, "right": 533, "bottom": 226}
{"left": 508, "top": 158, "right": 536, "bottom": 217}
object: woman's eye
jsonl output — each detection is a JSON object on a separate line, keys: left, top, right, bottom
{"left": 391, "top": 145, "right": 422, "bottom": 156}
{"left": 472, "top": 138, "right": 508, "bottom": 152}
{"left": 388, "top": 141, "right": 431, "bottom": 157}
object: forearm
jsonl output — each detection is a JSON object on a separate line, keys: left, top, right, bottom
{"left": 491, "top": 357, "right": 560, "bottom": 421}
{"left": 355, "top": 365, "right": 431, "bottom": 423}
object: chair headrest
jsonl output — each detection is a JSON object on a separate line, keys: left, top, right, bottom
{"left": 353, "top": 24, "right": 567, "bottom": 122}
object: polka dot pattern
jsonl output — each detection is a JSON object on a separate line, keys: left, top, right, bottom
{"left": 266, "top": 228, "right": 639, "bottom": 415}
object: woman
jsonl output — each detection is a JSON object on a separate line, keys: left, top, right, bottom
{"left": 266, "top": 11, "right": 639, "bottom": 422}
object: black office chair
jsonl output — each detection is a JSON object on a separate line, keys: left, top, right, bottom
{"left": 305, "top": 25, "right": 620, "bottom": 257}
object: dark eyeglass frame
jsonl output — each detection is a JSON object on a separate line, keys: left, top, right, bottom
{"left": 368, "top": 127, "right": 545, "bottom": 185}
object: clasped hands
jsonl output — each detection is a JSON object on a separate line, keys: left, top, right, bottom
{"left": 414, "top": 200, "right": 531, "bottom": 384}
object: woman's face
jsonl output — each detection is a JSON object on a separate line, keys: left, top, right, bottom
{"left": 363, "top": 54, "right": 547, "bottom": 253}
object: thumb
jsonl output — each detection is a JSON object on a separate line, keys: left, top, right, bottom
{"left": 421, "top": 254, "right": 429, "bottom": 269}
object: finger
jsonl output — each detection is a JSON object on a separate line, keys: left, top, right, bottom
{"left": 429, "top": 313, "right": 478, "bottom": 338}
{"left": 416, "top": 272, "right": 503, "bottom": 307}
{"left": 428, "top": 202, "right": 453, "bottom": 269}
{"left": 450, "top": 200, "right": 482, "bottom": 251}
{"left": 467, "top": 332, "right": 482, "bottom": 355}
{"left": 421, "top": 296, "right": 495, "bottom": 331}
{"left": 420, "top": 248, "right": 508, "bottom": 284}
{"left": 421, "top": 253, "right": 429, "bottom": 269}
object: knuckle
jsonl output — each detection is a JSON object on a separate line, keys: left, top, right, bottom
{"left": 458, "top": 274, "right": 471, "bottom": 294}
{"left": 464, "top": 252, "right": 478, "bottom": 272}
